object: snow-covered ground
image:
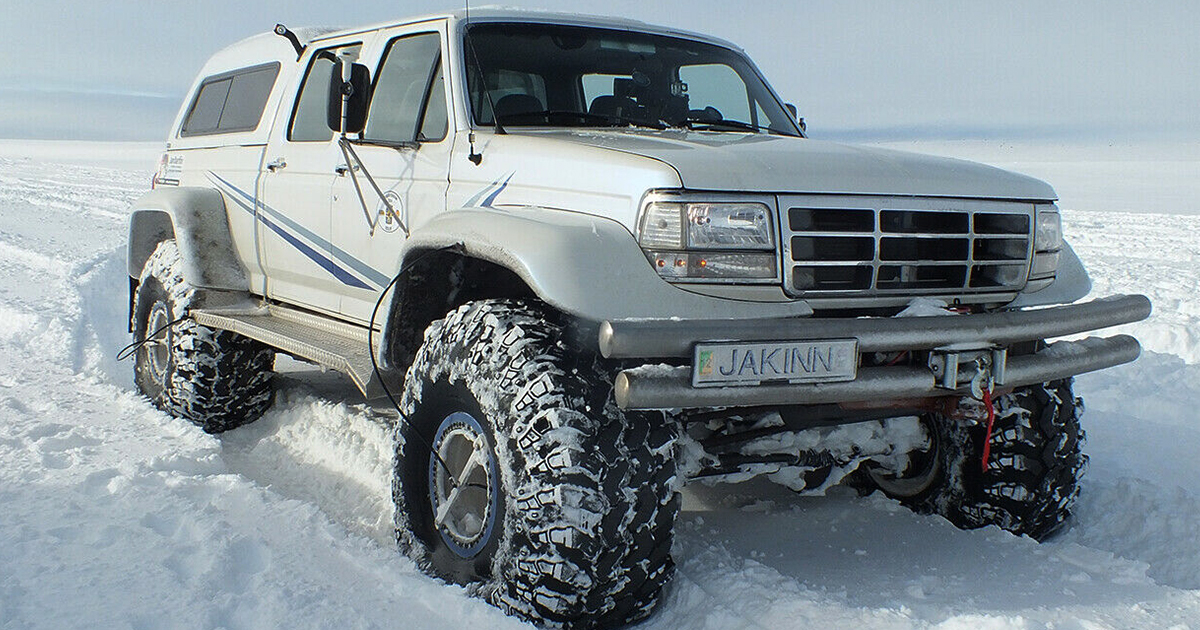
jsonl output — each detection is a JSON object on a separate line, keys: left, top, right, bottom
{"left": 2, "top": 139, "right": 1199, "bottom": 629}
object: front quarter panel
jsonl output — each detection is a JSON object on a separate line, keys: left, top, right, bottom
{"left": 399, "top": 206, "right": 813, "bottom": 322}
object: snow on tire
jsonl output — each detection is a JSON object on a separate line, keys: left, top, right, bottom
{"left": 132, "top": 240, "right": 274, "bottom": 433}
{"left": 393, "top": 299, "right": 679, "bottom": 628}
{"left": 871, "top": 379, "right": 1086, "bottom": 541}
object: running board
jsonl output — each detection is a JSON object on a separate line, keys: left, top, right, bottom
{"left": 191, "top": 304, "right": 384, "bottom": 399}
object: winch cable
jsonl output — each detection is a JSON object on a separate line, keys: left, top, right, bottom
{"left": 115, "top": 315, "right": 190, "bottom": 362}
{"left": 368, "top": 244, "right": 485, "bottom": 492}
{"left": 979, "top": 387, "right": 997, "bottom": 473}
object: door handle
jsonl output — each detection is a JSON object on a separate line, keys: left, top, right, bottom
{"left": 335, "top": 164, "right": 351, "bottom": 176}
{"left": 266, "top": 157, "right": 287, "bottom": 172}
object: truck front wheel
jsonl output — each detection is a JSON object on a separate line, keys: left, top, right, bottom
{"left": 394, "top": 299, "right": 679, "bottom": 628}
{"left": 868, "top": 380, "right": 1086, "bottom": 540}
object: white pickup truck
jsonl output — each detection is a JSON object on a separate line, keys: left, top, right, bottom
{"left": 126, "top": 9, "right": 1151, "bottom": 628}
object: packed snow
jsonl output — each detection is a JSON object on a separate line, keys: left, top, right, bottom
{"left": 2, "top": 139, "right": 1199, "bottom": 629}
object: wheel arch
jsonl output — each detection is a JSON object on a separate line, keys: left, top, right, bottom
{"left": 127, "top": 187, "right": 250, "bottom": 292}
{"left": 380, "top": 246, "right": 536, "bottom": 376}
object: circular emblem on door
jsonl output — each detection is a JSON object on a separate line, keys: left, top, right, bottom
{"left": 376, "top": 191, "right": 403, "bottom": 233}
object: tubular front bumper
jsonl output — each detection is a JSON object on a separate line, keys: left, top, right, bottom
{"left": 599, "top": 294, "right": 1152, "bottom": 410}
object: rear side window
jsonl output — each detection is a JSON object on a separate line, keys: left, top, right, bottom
{"left": 180, "top": 63, "right": 280, "bottom": 137}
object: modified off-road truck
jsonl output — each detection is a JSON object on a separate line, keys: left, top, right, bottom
{"left": 127, "top": 10, "right": 1151, "bottom": 628}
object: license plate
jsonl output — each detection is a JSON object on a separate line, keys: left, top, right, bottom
{"left": 692, "top": 339, "right": 859, "bottom": 387}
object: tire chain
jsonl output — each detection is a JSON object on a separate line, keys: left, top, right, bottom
{"left": 911, "top": 379, "right": 1086, "bottom": 541}
{"left": 134, "top": 241, "right": 274, "bottom": 433}
{"left": 397, "top": 299, "right": 679, "bottom": 628}
{"left": 973, "top": 380, "right": 1087, "bottom": 539}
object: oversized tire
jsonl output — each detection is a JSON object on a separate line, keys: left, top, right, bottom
{"left": 393, "top": 299, "right": 679, "bottom": 628}
{"left": 868, "top": 379, "right": 1086, "bottom": 540}
{"left": 132, "top": 240, "right": 275, "bottom": 433}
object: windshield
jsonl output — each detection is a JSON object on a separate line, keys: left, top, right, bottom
{"left": 464, "top": 23, "right": 801, "bottom": 136}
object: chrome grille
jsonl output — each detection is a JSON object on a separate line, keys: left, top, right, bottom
{"left": 779, "top": 196, "right": 1034, "bottom": 298}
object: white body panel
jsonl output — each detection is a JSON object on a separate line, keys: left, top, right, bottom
{"left": 146, "top": 9, "right": 1088, "bottom": 327}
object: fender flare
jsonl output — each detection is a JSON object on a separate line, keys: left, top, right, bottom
{"left": 126, "top": 187, "right": 249, "bottom": 291}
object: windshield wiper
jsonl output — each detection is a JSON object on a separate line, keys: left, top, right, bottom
{"left": 673, "top": 118, "right": 791, "bottom": 136}
{"left": 496, "top": 110, "right": 614, "bottom": 126}
{"left": 497, "top": 110, "right": 668, "bottom": 130}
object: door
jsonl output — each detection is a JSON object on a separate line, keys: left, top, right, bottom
{"left": 330, "top": 30, "right": 453, "bottom": 323}
{"left": 258, "top": 41, "right": 364, "bottom": 315}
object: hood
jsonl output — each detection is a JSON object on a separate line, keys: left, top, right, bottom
{"left": 525, "top": 129, "right": 1057, "bottom": 201}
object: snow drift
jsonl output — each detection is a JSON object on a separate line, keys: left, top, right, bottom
{"left": 2, "top": 141, "right": 1199, "bottom": 628}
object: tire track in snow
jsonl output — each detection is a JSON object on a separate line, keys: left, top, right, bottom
{"left": 5, "top": 147, "right": 1200, "bottom": 629}
{"left": 1066, "top": 209, "right": 1200, "bottom": 363}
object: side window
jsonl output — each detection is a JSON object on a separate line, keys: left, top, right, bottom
{"left": 182, "top": 80, "right": 230, "bottom": 135}
{"left": 289, "top": 44, "right": 362, "bottom": 142}
{"left": 181, "top": 63, "right": 280, "bottom": 136}
{"left": 679, "top": 63, "right": 752, "bottom": 123}
{"left": 418, "top": 64, "right": 448, "bottom": 141}
{"left": 220, "top": 68, "right": 280, "bottom": 130}
{"left": 364, "top": 33, "right": 443, "bottom": 143}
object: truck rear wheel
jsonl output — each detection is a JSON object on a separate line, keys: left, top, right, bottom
{"left": 393, "top": 299, "right": 679, "bottom": 628}
{"left": 132, "top": 240, "right": 275, "bottom": 433}
{"left": 868, "top": 380, "right": 1086, "bottom": 540}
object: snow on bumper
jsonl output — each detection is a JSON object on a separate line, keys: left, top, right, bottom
{"left": 602, "top": 294, "right": 1151, "bottom": 410}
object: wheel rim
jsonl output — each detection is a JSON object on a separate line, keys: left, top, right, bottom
{"left": 428, "top": 411, "right": 499, "bottom": 558}
{"left": 142, "top": 303, "right": 172, "bottom": 383}
{"left": 868, "top": 416, "right": 941, "bottom": 498}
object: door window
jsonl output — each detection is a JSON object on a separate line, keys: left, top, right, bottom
{"left": 364, "top": 33, "right": 445, "bottom": 143}
{"left": 289, "top": 44, "right": 362, "bottom": 142}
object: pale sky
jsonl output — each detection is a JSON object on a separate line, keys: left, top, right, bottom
{"left": 3, "top": 0, "right": 1197, "bottom": 142}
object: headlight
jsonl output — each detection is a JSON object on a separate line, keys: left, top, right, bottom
{"left": 1031, "top": 205, "right": 1062, "bottom": 280}
{"left": 639, "top": 201, "right": 774, "bottom": 250}
{"left": 638, "top": 199, "right": 777, "bottom": 282}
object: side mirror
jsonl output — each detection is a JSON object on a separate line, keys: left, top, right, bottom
{"left": 785, "top": 102, "right": 806, "bottom": 133}
{"left": 327, "top": 61, "right": 371, "bottom": 134}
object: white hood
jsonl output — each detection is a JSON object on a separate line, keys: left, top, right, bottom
{"left": 525, "top": 129, "right": 1058, "bottom": 201}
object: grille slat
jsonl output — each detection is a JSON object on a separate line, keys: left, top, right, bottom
{"left": 781, "top": 199, "right": 1033, "bottom": 297}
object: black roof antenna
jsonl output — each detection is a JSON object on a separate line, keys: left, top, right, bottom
{"left": 463, "top": 0, "right": 505, "bottom": 165}
{"left": 274, "top": 24, "right": 305, "bottom": 60}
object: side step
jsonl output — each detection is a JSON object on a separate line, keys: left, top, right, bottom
{"left": 191, "top": 304, "right": 384, "bottom": 399}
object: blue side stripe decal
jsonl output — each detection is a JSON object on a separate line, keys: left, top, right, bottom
{"left": 480, "top": 174, "right": 513, "bottom": 208}
{"left": 465, "top": 172, "right": 514, "bottom": 208}
{"left": 208, "top": 172, "right": 391, "bottom": 289}
{"left": 216, "top": 183, "right": 372, "bottom": 290}
{"left": 463, "top": 180, "right": 495, "bottom": 207}
{"left": 259, "top": 214, "right": 373, "bottom": 290}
